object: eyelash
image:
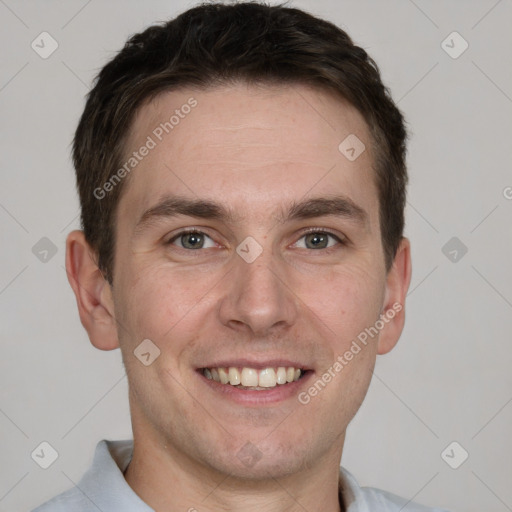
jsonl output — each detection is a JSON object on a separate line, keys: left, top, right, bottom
{"left": 300, "top": 227, "right": 345, "bottom": 243}
{"left": 166, "top": 227, "right": 346, "bottom": 250}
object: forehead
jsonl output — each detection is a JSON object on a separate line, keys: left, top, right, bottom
{"left": 118, "top": 82, "right": 377, "bottom": 225}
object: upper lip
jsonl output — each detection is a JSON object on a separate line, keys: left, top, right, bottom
{"left": 197, "top": 359, "right": 311, "bottom": 370}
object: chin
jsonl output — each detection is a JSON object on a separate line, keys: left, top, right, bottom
{"left": 199, "top": 434, "right": 318, "bottom": 481}
{"left": 210, "top": 453, "right": 305, "bottom": 481}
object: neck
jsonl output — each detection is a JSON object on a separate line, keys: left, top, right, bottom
{"left": 124, "top": 433, "right": 345, "bottom": 512}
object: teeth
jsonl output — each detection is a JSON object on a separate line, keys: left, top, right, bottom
{"left": 228, "top": 367, "right": 241, "bottom": 385}
{"left": 202, "top": 366, "right": 304, "bottom": 388}
{"left": 218, "top": 367, "right": 229, "bottom": 384}
{"left": 241, "top": 368, "right": 258, "bottom": 386}
{"left": 276, "top": 367, "right": 287, "bottom": 384}
{"left": 258, "top": 368, "right": 276, "bottom": 388}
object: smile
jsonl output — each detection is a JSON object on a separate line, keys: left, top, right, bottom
{"left": 201, "top": 366, "right": 305, "bottom": 390}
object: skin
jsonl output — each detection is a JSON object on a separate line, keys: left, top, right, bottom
{"left": 66, "top": 82, "right": 411, "bottom": 512}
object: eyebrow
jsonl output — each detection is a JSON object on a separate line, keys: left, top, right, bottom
{"left": 134, "top": 194, "right": 368, "bottom": 234}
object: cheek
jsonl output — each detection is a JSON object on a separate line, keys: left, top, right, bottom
{"left": 297, "top": 263, "right": 385, "bottom": 342}
{"left": 113, "top": 265, "right": 211, "bottom": 395}
{"left": 114, "top": 262, "right": 219, "bottom": 346}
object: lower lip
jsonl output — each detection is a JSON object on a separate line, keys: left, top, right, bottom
{"left": 197, "top": 370, "right": 314, "bottom": 405}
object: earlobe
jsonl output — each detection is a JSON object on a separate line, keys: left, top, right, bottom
{"left": 377, "top": 237, "right": 412, "bottom": 355}
{"left": 65, "top": 230, "right": 120, "bottom": 351}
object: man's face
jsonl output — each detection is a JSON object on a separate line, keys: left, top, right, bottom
{"left": 111, "top": 83, "right": 394, "bottom": 478}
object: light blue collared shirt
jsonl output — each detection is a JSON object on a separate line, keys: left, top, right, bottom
{"left": 32, "top": 439, "right": 449, "bottom": 512}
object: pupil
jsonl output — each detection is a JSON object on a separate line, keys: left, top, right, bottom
{"left": 183, "top": 233, "right": 203, "bottom": 249}
{"left": 307, "top": 233, "right": 327, "bottom": 249}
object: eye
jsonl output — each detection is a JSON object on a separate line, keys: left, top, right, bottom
{"left": 168, "top": 230, "right": 216, "bottom": 250}
{"left": 294, "top": 230, "right": 343, "bottom": 250}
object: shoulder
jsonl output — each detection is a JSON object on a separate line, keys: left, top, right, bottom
{"left": 30, "top": 439, "right": 137, "bottom": 512}
{"left": 31, "top": 487, "right": 94, "bottom": 512}
{"left": 359, "top": 486, "right": 450, "bottom": 511}
{"left": 340, "top": 466, "right": 450, "bottom": 512}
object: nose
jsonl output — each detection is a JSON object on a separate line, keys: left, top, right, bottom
{"left": 217, "top": 247, "right": 299, "bottom": 337}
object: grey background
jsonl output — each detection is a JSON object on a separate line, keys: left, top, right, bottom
{"left": 1, "top": 0, "right": 511, "bottom": 511}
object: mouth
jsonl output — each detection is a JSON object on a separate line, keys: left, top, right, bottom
{"left": 199, "top": 365, "right": 308, "bottom": 390}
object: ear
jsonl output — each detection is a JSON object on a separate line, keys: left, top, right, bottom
{"left": 65, "top": 230, "right": 119, "bottom": 351}
{"left": 377, "top": 237, "right": 412, "bottom": 355}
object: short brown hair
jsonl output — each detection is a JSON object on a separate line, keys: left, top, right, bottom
{"left": 73, "top": 1, "right": 408, "bottom": 283}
